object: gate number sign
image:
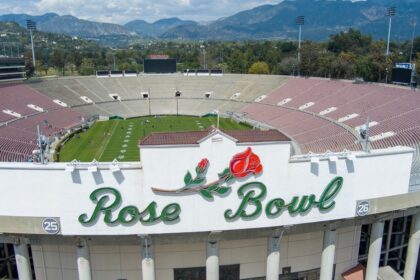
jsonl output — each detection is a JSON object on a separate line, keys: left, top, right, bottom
{"left": 42, "top": 218, "right": 60, "bottom": 234}
{"left": 356, "top": 201, "right": 370, "bottom": 216}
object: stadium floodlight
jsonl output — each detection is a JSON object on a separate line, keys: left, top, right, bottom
{"left": 328, "top": 155, "right": 338, "bottom": 162}
{"left": 110, "top": 159, "right": 120, "bottom": 172}
{"left": 346, "top": 154, "right": 356, "bottom": 161}
{"left": 200, "top": 45, "right": 207, "bottom": 70}
{"left": 65, "top": 160, "right": 79, "bottom": 173}
{"left": 296, "top": 16, "right": 305, "bottom": 75}
{"left": 409, "top": 17, "right": 417, "bottom": 63}
{"left": 310, "top": 157, "right": 319, "bottom": 164}
{"left": 65, "top": 165, "right": 75, "bottom": 173}
{"left": 26, "top": 19, "right": 37, "bottom": 72}
{"left": 88, "top": 160, "right": 98, "bottom": 173}
{"left": 386, "top": 7, "right": 396, "bottom": 56}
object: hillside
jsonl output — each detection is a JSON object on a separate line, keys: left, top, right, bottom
{"left": 0, "top": 0, "right": 419, "bottom": 42}
{"left": 162, "top": 0, "right": 420, "bottom": 40}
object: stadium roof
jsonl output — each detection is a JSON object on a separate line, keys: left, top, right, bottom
{"left": 139, "top": 128, "right": 290, "bottom": 146}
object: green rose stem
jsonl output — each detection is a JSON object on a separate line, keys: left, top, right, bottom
{"left": 152, "top": 173, "right": 231, "bottom": 194}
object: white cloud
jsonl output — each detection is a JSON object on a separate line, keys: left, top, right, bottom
{"left": 0, "top": 0, "right": 282, "bottom": 24}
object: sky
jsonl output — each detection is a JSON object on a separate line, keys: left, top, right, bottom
{"left": 0, "top": 0, "right": 283, "bottom": 24}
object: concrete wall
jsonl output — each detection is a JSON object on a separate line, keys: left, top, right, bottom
{"left": 31, "top": 226, "right": 360, "bottom": 280}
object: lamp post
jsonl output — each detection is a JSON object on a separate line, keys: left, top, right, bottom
{"left": 175, "top": 91, "right": 181, "bottom": 116}
{"left": 386, "top": 7, "right": 396, "bottom": 56}
{"left": 409, "top": 17, "right": 417, "bottom": 63}
{"left": 200, "top": 45, "right": 207, "bottom": 70}
{"left": 296, "top": 16, "right": 305, "bottom": 76}
{"left": 26, "top": 19, "right": 36, "bottom": 74}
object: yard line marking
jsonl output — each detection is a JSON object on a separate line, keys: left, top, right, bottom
{"left": 97, "top": 121, "right": 119, "bottom": 161}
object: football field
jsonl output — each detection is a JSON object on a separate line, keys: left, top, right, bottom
{"left": 57, "top": 116, "right": 251, "bottom": 162}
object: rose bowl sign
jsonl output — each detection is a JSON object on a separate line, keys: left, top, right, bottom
{"left": 79, "top": 148, "right": 343, "bottom": 227}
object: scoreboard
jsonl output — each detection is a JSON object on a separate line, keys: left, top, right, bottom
{"left": 144, "top": 58, "right": 176, "bottom": 73}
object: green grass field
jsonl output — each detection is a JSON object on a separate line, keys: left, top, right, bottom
{"left": 57, "top": 116, "right": 251, "bottom": 162}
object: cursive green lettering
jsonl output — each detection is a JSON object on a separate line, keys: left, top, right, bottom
{"left": 317, "top": 176, "right": 343, "bottom": 211}
{"left": 79, "top": 187, "right": 121, "bottom": 225}
{"left": 265, "top": 198, "right": 285, "bottom": 217}
{"left": 224, "top": 182, "right": 266, "bottom": 220}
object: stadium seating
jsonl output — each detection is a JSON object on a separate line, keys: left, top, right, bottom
{"left": 0, "top": 74, "right": 419, "bottom": 176}
{"left": 239, "top": 77, "right": 420, "bottom": 184}
{"left": 0, "top": 84, "right": 84, "bottom": 161}
{"left": 0, "top": 84, "right": 61, "bottom": 123}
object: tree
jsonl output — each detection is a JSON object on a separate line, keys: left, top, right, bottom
{"left": 328, "top": 28, "right": 372, "bottom": 55}
{"left": 71, "top": 51, "right": 83, "bottom": 69}
{"left": 25, "top": 61, "right": 35, "bottom": 78}
{"left": 51, "top": 49, "right": 64, "bottom": 73}
{"left": 80, "top": 58, "right": 94, "bottom": 76}
{"left": 248, "top": 61, "right": 270, "bottom": 74}
{"left": 278, "top": 57, "right": 298, "bottom": 75}
{"left": 300, "top": 42, "right": 321, "bottom": 76}
{"left": 330, "top": 52, "right": 356, "bottom": 79}
{"left": 228, "top": 50, "right": 245, "bottom": 73}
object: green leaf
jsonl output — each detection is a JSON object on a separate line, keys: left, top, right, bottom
{"left": 199, "top": 189, "right": 213, "bottom": 199}
{"left": 184, "top": 171, "right": 192, "bottom": 186}
{"left": 208, "top": 184, "right": 218, "bottom": 191}
{"left": 192, "top": 177, "right": 205, "bottom": 185}
{"left": 218, "top": 167, "right": 231, "bottom": 179}
{"left": 225, "top": 174, "right": 235, "bottom": 183}
{"left": 215, "top": 187, "right": 230, "bottom": 195}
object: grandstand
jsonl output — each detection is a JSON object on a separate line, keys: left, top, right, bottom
{"left": 0, "top": 57, "right": 25, "bottom": 82}
{"left": 0, "top": 73, "right": 420, "bottom": 280}
{"left": 1, "top": 75, "right": 420, "bottom": 182}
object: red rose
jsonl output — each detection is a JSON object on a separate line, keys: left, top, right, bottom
{"left": 229, "top": 147, "right": 263, "bottom": 178}
{"left": 196, "top": 158, "right": 209, "bottom": 173}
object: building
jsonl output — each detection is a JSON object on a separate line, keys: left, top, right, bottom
{"left": 0, "top": 127, "right": 419, "bottom": 280}
{"left": 0, "top": 57, "right": 25, "bottom": 82}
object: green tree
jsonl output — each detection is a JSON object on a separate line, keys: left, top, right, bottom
{"left": 300, "top": 42, "right": 321, "bottom": 76}
{"left": 328, "top": 28, "right": 372, "bottom": 55}
{"left": 51, "top": 49, "right": 64, "bottom": 74}
{"left": 248, "top": 61, "right": 270, "bottom": 74}
{"left": 278, "top": 57, "right": 298, "bottom": 75}
{"left": 80, "top": 58, "right": 94, "bottom": 76}
{"left": 330, "top": 52, "right": 356, "bottom": 79}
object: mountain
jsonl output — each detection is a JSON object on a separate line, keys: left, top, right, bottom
{"left": 0, "top": 13, "right": 59, "bottom": 27}
{"left": 0, "top": 13, "right": 135, "bottom": 38}
{"left": 124, "top": 17, "right": 196, "bottom": 37}
{"left": 0, "top": 0, "right": 419, "bottom": 42}
{"left": 162, "top": 0, "right": 420, "bottom": 41}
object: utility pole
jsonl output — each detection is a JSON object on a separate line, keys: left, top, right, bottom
{"left": 26, "top": 19, "right": 37, "bottom": 74}
{"left": 386, "top": 7, "right": 396, "bottom": 56}
{"left": 409, "top": 17, "right": 417, "bottom": 63}
{"left": 296, "top": 16, "right": 305, "bottom": 76}
{"left": 200, "top": 45, "right": 206, "bottom": 70}
{"left": 113, "top": 54, "right": 116, "bottom": 71}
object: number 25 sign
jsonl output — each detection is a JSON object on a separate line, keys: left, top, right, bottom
{"left": 42, "top": 218, "right": 60, "bottom": 235}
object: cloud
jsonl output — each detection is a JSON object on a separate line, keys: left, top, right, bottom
{"left": 0, "top": 0, "right": 282, "bottom": 23}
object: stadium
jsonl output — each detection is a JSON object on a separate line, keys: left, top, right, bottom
{"left": 0, "top": 68, "right": 419, "bottom": 280}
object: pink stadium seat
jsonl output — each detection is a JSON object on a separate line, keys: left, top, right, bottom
{"left": 242, "top": 78, "right": 420, "bottom": 155}
{"left": 0, "top": 85, "right": 83, "bottom": 162}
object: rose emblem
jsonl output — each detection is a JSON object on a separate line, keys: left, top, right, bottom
{"left": 152, "top": 147, "right": 263, "bottom": 199}
{"left": 229, "top": 147, "right": 263, "bottom": 178}
{"left": 196, "top": 158, "right": 209, "bottom": 174}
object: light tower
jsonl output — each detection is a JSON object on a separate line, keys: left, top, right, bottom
{"left": 386, "top": 7, "right": 396, "bottom": 56}
{"left": 409, "top": 17, "right": 417, "bottom": 63}
{"left": 200, "top": 45, "right": 207, "bottom": 70}
{"left": 296, "top": 16, "right": 305, "bottom": 76}
{"left": 26, "top": 19, "right": 37, "bottom": 72}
